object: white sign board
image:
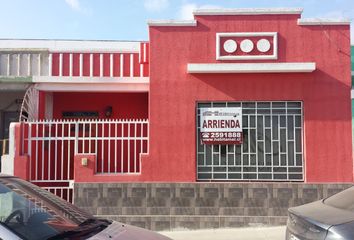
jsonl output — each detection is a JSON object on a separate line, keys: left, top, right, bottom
{"left": 200, "top": 107, "right": 243, "bottom": 144}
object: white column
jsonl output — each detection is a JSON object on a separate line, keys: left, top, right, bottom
{"left": 17, "top": 54, "right": 20, "bottom": 76}
{"left": 0, "top": 123, "right": 16, "bottom": 175}
{"left": 110, "top": 54, "right": 113, "bottom": 77}
{"left": 37, "top": 54, "right": 41, "bottom": 76}
{"left": 130, "top": 53, "right": 134, "bottom": 77}
{"left": 79, "top": 53, "right": 83, "bottom": 77}
{"left": 27, "top": 54, "right": 31, "bottom": 76}
{"left": 69, "top": 53, "right": 73, "bottom": 76}
{"left": 59, "top": 53, "right": 63, "bottom": 77}
{"left": 100, "top": 53, "right": 103, "bottom": 77}
{"left": 7, "top": 54, "right": 10, "bottom": 76}
{"left": 90, "top": 54, "right": 93, "bottom": 77}
{"left": 120, "top": 54, "right": 124, "bottom": 77}
{"left": 48, "top": 53, "right": 52, "bottom": 76}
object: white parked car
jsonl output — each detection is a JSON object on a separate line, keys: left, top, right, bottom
{"left": 0, "top": 175, "right": 171, "bottom": 240}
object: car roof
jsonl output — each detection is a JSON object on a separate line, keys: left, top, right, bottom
{"left": 0, "top": 174, "right": 18, "bottom": 178}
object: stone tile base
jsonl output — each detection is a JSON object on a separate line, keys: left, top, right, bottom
{"left": 74, "top": 182, "right": 351, "bottom": 231}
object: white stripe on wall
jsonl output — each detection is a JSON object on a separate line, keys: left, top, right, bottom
{"left": 79, "top": 54, "right": 83, "bottom": 77}
{"left": 120, "top": 54, "right": 124, "bottom": 77}
{"left": 130, "top": 53, "right": 134, "bottom": 77}
{"left": 69, "top": 53, "right": 73, "bottom": 76}
{"left": 110, "top": 53, "right": 113, "bottom": 77}
{"left": 90, "top": 54, "right": 93, "bottom": 77}
{"left": 143, "top": 43, "right": 147, "bottom": 63}
{"left": 59, "top": 53, "right": 63, "bottom": 77}
{"left": 100, "top": 53, "right": 103, "bottom": 77}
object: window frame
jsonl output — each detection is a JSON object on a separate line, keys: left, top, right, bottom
{"left": 196, "top": 101, "right": 304, "bottom": 181}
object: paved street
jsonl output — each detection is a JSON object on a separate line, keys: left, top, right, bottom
{"left": 159, "top": 226, "right": 286, "bottom": 240}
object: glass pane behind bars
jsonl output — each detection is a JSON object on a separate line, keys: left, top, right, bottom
{"left": 196, "top": 102, "right": 303, "bottom": 181}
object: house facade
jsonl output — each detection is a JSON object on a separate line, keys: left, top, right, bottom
{"left": 0, "top": 8, "right": 352, "bottom": 230}
{"left": 352, "top": 45, "right": 354, "bottom": 144}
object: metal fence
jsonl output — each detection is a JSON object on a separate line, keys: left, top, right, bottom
{"left": 197, "top": 101, "right": 303, "bottom": 181}
{"left": 21, "top": 119, "right": 149, "bottom": 201}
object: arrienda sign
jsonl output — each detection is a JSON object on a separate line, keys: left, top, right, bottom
{"left": 200, "top": 107, "right": 243, "bottom": 144}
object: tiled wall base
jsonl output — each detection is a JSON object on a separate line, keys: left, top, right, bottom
{"left": 74, "top": 183, "right": 351, "bottom": 231}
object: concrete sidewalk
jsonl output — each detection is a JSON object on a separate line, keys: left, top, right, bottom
{"left": 159, "top": 226, "right": 286, "bottom": 240}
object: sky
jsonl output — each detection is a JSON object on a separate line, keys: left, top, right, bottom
{"left": 0, "top": 0, "right": 353, "bottom": 43}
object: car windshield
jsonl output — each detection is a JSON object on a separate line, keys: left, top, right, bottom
{"left": 324, "top": 186, "right": 354, "bottom": 211}
{"left": 0, "top": 177, "right": 94, "bottom": 240}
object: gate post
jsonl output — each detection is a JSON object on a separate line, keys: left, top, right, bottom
{"left": 14, "top": 122, "right": 30, "bottom": 180}
{"left": 1, "top": 122, "right": 30, "bottom": 180}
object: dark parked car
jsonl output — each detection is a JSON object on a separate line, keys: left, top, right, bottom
{"left": 0, "top": 175, "right": 171, "bottom": 240}
{"left": 286, "top": 186, "right": 354, "bottom": 240}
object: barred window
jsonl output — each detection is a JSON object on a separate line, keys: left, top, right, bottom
{"left": 196, "top": 101, "right": 303, "bottom": 181}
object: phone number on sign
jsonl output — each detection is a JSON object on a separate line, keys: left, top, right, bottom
{"left": 202, "top": 132, "right": 242, "bottom": 138}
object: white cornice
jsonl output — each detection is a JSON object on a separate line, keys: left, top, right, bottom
{"left": 193, "top": 8, "right": 303, "bottom": 16}
{"left": 298, "top": 18, "right": 351, "bottom": 26}
{"left": 33, "top": 76, "right": 149, "bottom": 83}
{"left": 32, "top": 77, "right": 149, "bottom": 92}
{"left": 147, "top": 20, "right": 197, "bottom": 27}
{"left": 34, "top": 83, "right": 149, "bottom": 92}
{"left": 187, "top": 63, "right": 316, "bottom": 73}
{"left": 0, "top": 39, "right": 142, "bottom": 52}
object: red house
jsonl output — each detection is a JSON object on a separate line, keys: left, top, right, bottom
{"left": 0, "top": 8, "right": 352, "bottom": 230}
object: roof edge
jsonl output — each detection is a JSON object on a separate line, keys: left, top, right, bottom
{"left": 193, "top": 8, "right": 303, "bottom": 16}
{"left": 0, "top": 39, "right": 142, "bottom": 52}
{"left": 298, "top": 18, "right": 351, "bottom": 26}
{"left": 147, "top": 20, "right": 197, "bottom": 27}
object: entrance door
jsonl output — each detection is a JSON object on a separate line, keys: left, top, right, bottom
{"left": 2, "top": 111, "right": 19, "bottom": 138}
{"left": 1, "top": 111, "right": 19, "bottom": 154}
{"left": 1, "top": 111, "right": 19, "bottom": 170}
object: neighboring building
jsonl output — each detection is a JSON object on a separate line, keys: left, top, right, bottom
{"left": 0, "top": 8, "right": 352, "bottom": 230}
{"left": 0, "top": 47, "right": 31, "bottom": 160}
{"left": 0, "top": 40, "right": 149, "bottom": 170}
{"left": 352, "top": 46, "right": 354, "bottom": 143}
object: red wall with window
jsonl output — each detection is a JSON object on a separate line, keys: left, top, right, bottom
{"left": 142, "top": 14, "right": 352, "bottom": 182}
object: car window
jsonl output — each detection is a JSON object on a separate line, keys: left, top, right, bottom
{"left": 0, "top": 181, "right": 77, "bottom": 240}
{"left": 14, "top": 178, "right": 91, "bottom": 223}
{"left": 324, "top": 186, "right": 354, "bottom": 211}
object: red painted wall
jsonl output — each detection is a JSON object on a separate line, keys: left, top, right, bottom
{"left": 38, "top": 91, "right": 46, "bottom": 120}
{"left": 52, "top": 92, "right": 148, "bottom": 119}
{"left": 144, "top": 14, "right": 352, "bottom": 182}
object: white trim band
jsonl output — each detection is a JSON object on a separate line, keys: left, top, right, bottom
{"left": 0, "top": 39, "right": 141, "bottom": 52}
{"left": 147, "top": 20, "right": 197, "bottom": 26}
{"left": 298, "top": 18, "right": 351, "bottom": 25}
{"left": 33, "top": 76, "right": 149, "bottom": 84}
{"left": 34, "top": 83, "right": 149, "bottom": 92}
{"left": 193, "top": 8, "right": 303, "bottom": 16}
{"left": 187, "top": 63, "right": 316, "bottom": 73}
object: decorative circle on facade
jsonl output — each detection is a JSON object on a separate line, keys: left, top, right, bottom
{"left": 240, "top": 39, "right": 254, "bottom": 53}
{"left": 257, "top": 39, "right": 271, "bottom": 52}
{"left": 223, "top": 39, "right": 237, "bottom": 53}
